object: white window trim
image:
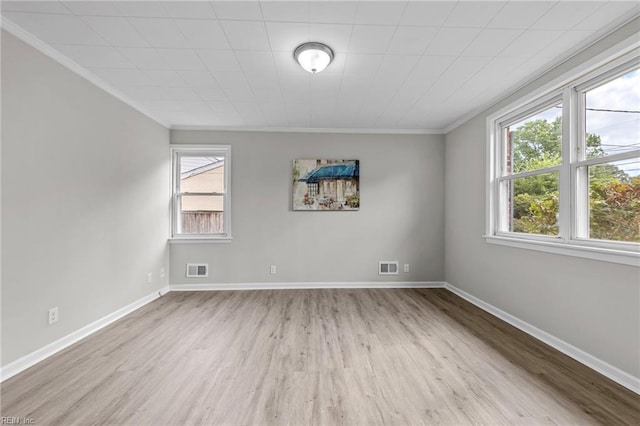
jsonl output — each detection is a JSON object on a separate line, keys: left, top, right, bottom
{"left": 170, "top": 144, "right": 232, "bottom": 243}
{"left": 485, "top": 35, "right": 640, "bottom": 267}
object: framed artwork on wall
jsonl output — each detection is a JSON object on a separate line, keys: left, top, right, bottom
{"left": 292, "top": 159, "right": 360, "bottom": 211}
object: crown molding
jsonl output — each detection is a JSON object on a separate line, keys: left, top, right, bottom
{"left": 1, "top": 17, "right": 171, "bottom": 129}
{"left": 170, "top": 125, "right": 443, "bottom": 135}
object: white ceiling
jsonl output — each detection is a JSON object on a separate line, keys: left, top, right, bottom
{"left": 2, "top": 1, "right": 639, "bottom": 132}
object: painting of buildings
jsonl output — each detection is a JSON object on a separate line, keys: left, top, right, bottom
{"left": 293, "top": 159, "right": 359, "bottom": 210}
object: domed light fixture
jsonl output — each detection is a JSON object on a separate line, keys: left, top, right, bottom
{"left": 294, "top": 42, "right": 334, "bottom": 74}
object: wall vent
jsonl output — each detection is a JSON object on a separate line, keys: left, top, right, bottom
{"left": 186, "top": 263, "right": 208, "bottom": 278}
{"left": 379, "top": 261, "right": 399, "bottom": 275}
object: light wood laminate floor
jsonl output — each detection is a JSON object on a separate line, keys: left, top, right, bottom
{"left": 1, "top": 289, "right": 639, "bottom": 425}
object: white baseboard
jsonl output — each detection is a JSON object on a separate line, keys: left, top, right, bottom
{"left": 0, "top": 286, "right": 170, "bottom": 382}
{"left": 444, "top": 282, "right": 640, "bottom": 395}
{"left": 170, "top": 281, "right": 446, "bottom": 291}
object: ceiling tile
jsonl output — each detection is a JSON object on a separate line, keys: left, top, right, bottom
{"left": 111, "top": 1, "right": 168, "bottom": 18}
{"left": 224, "top": 85, "right": 256, "bottom": 102}
{"left": 4, "top": 0, "right": 631, "bottom": 131}
{"left": 461, "top": 57, "right": 529, "bottom": 90}
{"left": 155, "top": 49, "right": 207, "bottom": 71}
{"left": 119, "top": 86, "right": 170, "bottom": 101}
{"left": 405, "top": 56, "right": 456, "bottom": 87}
{"left": 310, "top": 73, "right": 342, "bottom": 93}
{"left": 4, "top": 12, "right": 107, "bottom": 45}
{"left": 90, "top": 68, "right": 155, "bottom": 86}
{"left": 499, "top": 30, "right": 564, "bottom": 58}
{"left": 444, "top": 2, "right": 507, "bottom": 28}
{"left": 162, "top": 2, "right": 216, "bottom": 19}
{"left": 175, "top": 19, "right": 230, "bottom": 49}
{"left": 3, "top": 1, "right": 72, "bottom": 14}
{"left": 424, "top": 28, "right": 481, "bottom": 56}
{"left": 118, "top": 47, "right": 170, "bottom": 69}
{"left": 53, "top": 44, "right": 135, "bottom": 69}
{"left": 354, "top": 1, "right": 407, "bottom": 25}
{"left": 251, "top": 86, "right": 283, "bottom": 102}
{"left": 128, "top": 18, "right": 188, "bottom": 48}
{"left": 343, "top": 54, "right": 385, "bottom": 77}
{"left": 487, "top": 1, "right": 555, "bottom": 29}
{"left": 348, "top": 25, "right": 395, "bottom": 54}
{"left": 236, "top": 51, "right": 278, "bottom": 77}
{"left": 165, "top": 87, "right": 201, "bottom": 101}
{"left": 141, "top": 100, "right": 186, "bottom": 112}
{"left": 178, "top": 71, "right": 218, "bottom": 88}
{"left": 309, "top": 1, "right": 358, "bottom": 24}
{"left": 387, "top": 26, "right": 437, "bottom": 55}
{"left": 213, "top": 71, "right": 251, "bottom": 89}
{"left": 221, "top": 20, "right": 271, "bottom": 50}
{"left": 280, "top": 89, "right": 305, "bottom": 106}
{"left": 573, "top": 2, "right": 640, "bottom": 31}
{"left": 143, "top": 70, "right": 186, "bottom": 86}
{"left": 261, "top": 1, "right": 308, "bottom": 23}
{"left": 62, "top": 1, "right": 121, "bottom": 16}
{"left": 280, "top": 74, "right": 310, "bottom": 93}
{"left": 272, "top": 51, "right": 303, "bottom": 75}
{"left": 82, "top": 16, "right": 150, "bottom": 47}
{"left": 430, "top": 56, "right": 493, "bottom": 99}
{"left": 462, "top": 29, "right": 523, "bottom": 57}
{"left": 197, "top": 50, "right": 241, "bottom": 72}
{"left": 206, "top": 100, "right": 235, "bottom": 112}
{"left": 536, "top": 30, "right": 596, "bottom": 59}
{"left": 211, "top": 1, "right": 263, "bottom": 20}
{"left": 376, "top": 55, "right": 420, "bottom": 82}
{"left": 399, "top": 1, "right": 455, "bottom": 27}
{"left": 309, "top": 23, "right": 352, "bottom": 54}
{"left": 266, "top": 22, "right": 310, "bottom": 52}
{"left": 531, "top": 2, "right": 603, "bottom": 30}
{"left": 199, "top": 88, "right": 229, "bottom": 102}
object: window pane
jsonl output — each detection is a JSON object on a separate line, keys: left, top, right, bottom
{"left": 179, "top": 156, "right": 225, "bottom": 193}
{"left": 585, "top": 68, "right": 640, "bottom": 158}
{"left": 179, "top": 195, "right": 224, "bottom": 234}
{"left": 506, "top": 172, "right": 559, "bottom": 235}
{"left": 505, "top": 103, "right": 562, "bottom": 175}
{"left": 587, "top": 158, "right": 640, "bottom": 242}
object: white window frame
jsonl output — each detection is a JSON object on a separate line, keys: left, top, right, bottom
{"left": 170, "top": 145, "right": 232, "bottom": 243}
{"left": 486, "top": 41, "right": 640, "bottom": 267}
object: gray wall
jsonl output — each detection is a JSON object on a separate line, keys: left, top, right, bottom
{"left": 445, "top": 18, "right": 640, "bottom": 377}
{"left": 1, "top": 32, "right": 170, "bottom": 366}
{"left": 170, "top": 130, "right": 445, "bottom": 285}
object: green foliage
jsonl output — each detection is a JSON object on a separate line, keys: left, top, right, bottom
{"left": 589, "top": 176, "right": 640, "bottom": 242}
{"left": 513, "top": 191, "right": 559, "bottom": 235}
{"left": 345, "top": 194, "right": 360, "bottom": 208}
{"left": 509, "top": 118, "right": 638, "bottom": 242}
{"left": 511, "top": 117, "right": 562, "bottom": 173}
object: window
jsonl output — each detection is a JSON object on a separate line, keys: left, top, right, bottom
{"left": 487, "top": 49, "right": 639, "bottom": 266}
{"left": 307, "top": 182, "right": 318, "bottom": 197}
{"left": 171, "top": 145, "right": 231, "bottom": 241}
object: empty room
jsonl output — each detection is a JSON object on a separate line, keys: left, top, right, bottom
{"left": 1, "top": 0, "right": 639, "bottom": 424}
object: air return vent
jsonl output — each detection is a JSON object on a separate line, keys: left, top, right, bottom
{"left": 379, "top": 261, "right": 399, "bottom": 275}
{"left": 186, "top": 263, "right": 208, "bottom": 278}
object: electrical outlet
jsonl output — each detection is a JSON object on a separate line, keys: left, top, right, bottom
{"left": 404, "top": 264, "right": 410, "bottom": 273}
{"left": 147, "top": 272, "right": 153, "bottom": 284}
{"left": 159, "top": 268, "right": 165, "bottom": 279}
{"left": 270, "top": 265, "right": 277, "bottom": 274}
{"left": 48, "top": 307, "right": 59, "bottom": 325}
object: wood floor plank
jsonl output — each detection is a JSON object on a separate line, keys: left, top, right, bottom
{"left": 1, "top": 289, "right": 638, "bottom": 425}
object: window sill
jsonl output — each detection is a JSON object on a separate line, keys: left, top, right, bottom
{"left": 169, "top": 237, "right": 232, "bottom": 244}
{"left": 484, "top": 235, "right": 639, "bottom": 267}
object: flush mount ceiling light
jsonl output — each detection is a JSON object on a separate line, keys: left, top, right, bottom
{"left": 294, "top": 42, "right": 334, "bottom": 74}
